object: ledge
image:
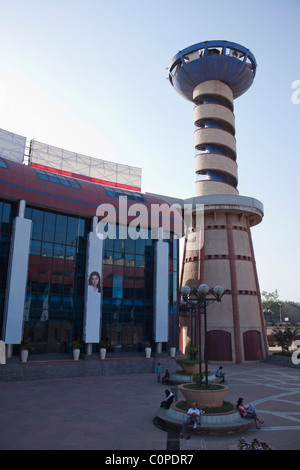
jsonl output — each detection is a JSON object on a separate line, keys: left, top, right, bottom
{"left": 156, "top": 403, "right": 252, "bottom": 435}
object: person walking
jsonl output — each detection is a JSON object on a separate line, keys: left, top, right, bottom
{"left": 156, "top": 362, "right": 162, "bottom": 382}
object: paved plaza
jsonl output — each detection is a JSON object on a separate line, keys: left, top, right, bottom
{"left": 1, "top": 361, "right": 300, "bottom": 451}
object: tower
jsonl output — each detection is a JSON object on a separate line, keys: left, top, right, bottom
{"left": 168, "top": 41, "right": 267, "bottom": 362}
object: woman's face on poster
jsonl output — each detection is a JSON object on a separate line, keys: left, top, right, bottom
{"left": 91, "top": 274, "right": 99, "bottom": 287}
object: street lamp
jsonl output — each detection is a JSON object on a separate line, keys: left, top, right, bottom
{"left": 179, "top": 283, "right": 228, "bottom": 387}
{"left": 278, "top": 302, "right": 282, "bottom": 324}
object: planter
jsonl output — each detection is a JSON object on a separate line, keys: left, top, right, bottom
{"left": 100, "top": 348, "right": 107, "bottom": 360}
{"left": 20, "top": 350, "right": 29, "bottom": 363}
{"left": 170, "top": 347, "right": 176, "bottom": 357}
{"left": 145, "top": 347, "right": 152, "bottom": 358}
{"left": 177, "top": 361, "right": 205, "bottom": 375}
{"left": 178, "top": 383, "right": 229, "bottom": 408}
{"left": 73, "top": 349, "right": 80, "bottom": 361}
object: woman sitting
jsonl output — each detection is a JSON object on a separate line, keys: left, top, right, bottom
{"left": 236, "top": 397, "right": 264, "bottom": 429}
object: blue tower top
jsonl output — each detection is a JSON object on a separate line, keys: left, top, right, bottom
{"left": 168, "top": 40, "right": 257, "bottom": 101}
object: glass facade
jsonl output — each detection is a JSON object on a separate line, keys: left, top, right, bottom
{"left": 0, "top": 202, "right": 178, "bottom": 354}
{"left": 102, "top": 227, "right": 178, "bottom": 352}
{"left": 102, "top": 226, "right": 155, "bottom": 352}
{"left": 0, "top": 200, "right": 16, "bottom": 339}
{"left": 24, "top": 207, "right": 89, "bottom": 353}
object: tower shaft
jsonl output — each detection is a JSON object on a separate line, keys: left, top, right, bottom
{"left": 169, "top": 40, "right": 267, "bottom": 362}
{"left": 194, "top": 80, "right": 238, "bottom": 196}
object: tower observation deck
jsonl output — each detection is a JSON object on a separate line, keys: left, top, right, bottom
{"left": 168, "top": 41, "right": 267, "bottom": 363}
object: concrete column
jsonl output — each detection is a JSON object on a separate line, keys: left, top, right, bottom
{"left": 226, "top": 214, "right": 242, "bottom": 363}
{"left": 18, "top": 199, "right": 26, "bottom": 218}
{"left": 6, "top": 344, "right": 12, "bottom": 358}
{"left": 83, "top": 224, "right": 103, "bottom": 344}
{"left": 3, "top": 214, "right": 32, "bottom": 345}
{"left": 153, "top": 239, "right": 169, "bottom": 344}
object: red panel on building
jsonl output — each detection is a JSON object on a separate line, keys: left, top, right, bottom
{"left": 206, "top": 330, "right": 232, "bottom": 361}
{"left": 243, "top": 330, "right": 262, "bottom": 361}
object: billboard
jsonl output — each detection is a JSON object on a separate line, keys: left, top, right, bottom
{"left": 30, "top": 140, "right": 142, "bottom": 191}
{"left": 0, "top": 128, "right": 26, "bottom": 164}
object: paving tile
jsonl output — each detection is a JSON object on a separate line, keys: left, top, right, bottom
{"left": 1, "top": 361, "right": 300, "bottom": 450}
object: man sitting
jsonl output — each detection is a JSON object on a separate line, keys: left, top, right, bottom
{"left": 180, "top": 402, "right": 204, "bottom": 439}
{"left": 162, "top": 369, "right": 170, "bottom": 384}
{"left": 160, "top": 389, "right": 174, "bottom": 409}
{"left": 215, "top": 366, "right": 226, "bottom": 382}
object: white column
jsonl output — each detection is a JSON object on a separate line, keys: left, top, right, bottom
{"left": 3, "top": 213, "right": 32, "bottom": 344}
{"left": 0, "top": 340, "right": 6, "bottom": 364}
{"left": 18, "top": 199, "right": 26, "bottom": 218}
{"left": 83, "top": 226, "right": 103, "bottom": 344}
{"left": 153, "top": 237, "right": 169, "bottom": 344}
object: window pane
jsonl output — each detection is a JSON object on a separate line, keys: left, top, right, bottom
{"left": 30, "top": 240, "right": 41, "bottom": 256}
{"left": 41, "top": 242, "right": 53, "bottom": 257}
{"left": 31, "top": 209, "right": 44, "bottom": 240}
{"left": 43, "top": 212, "right": 55, "bottom": 242}
{"left": 55, "top": 215, "right": 67, "bottom": 243}
{"left": 66, "top": 217, "right": 79, "bottom": 246}
{"left": 53, "top": 243, "right": 65, "bottom": 258}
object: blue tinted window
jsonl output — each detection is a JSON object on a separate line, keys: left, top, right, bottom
{"left": 36, "top": 170, "right": 81, "bottom": 189}
{"left": 0, "top": 158, "right": 8, "bottom": 168}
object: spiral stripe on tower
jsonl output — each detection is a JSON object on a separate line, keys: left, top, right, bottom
{"left": 193, "top": 81, "right": 238, "bottom": 196}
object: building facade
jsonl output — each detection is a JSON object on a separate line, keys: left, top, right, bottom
{"left": 0, "top": 148, "right": 181, "bottom": 356}
{"left": 0, "top": 40, "right": 268, "bottom": 363}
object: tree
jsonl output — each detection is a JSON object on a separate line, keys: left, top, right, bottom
{"left": 261, "top": 290, "right": 300, "bottom": 325}
{"left": 261, "top": 289, "right": 280, "bottom": 305}
{"left": 262, "top": 290, "right": 281, "bottom": 324}
{"left": 271, "top": 325, "right": 299, "bottom": 351}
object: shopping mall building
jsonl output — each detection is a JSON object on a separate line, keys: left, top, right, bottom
{"left": 0, "top": 129, "right": 183, "bottom": 357}
{"left": 0, "top": 42, "right": 270, "bottom": 362}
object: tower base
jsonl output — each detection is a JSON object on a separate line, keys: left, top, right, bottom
{"left": 180, "top": 194, "right": 267, "bottom": 364}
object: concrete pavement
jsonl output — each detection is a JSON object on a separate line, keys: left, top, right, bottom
{"left": 1, "top": 361, "right": 300, "bottom": 451}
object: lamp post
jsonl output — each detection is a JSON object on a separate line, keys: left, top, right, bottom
{"left": 278, "top": 302, "right": 282, "bottom": 324}
{"left": 180, "top": 284, "right": 228, "bottom": 387}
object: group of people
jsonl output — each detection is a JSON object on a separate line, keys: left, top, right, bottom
{"left": 156, "top": 363, "right": 170, "bottom": 384}
{"left": 158, "top": 364, "right": 264, "bottom": 438}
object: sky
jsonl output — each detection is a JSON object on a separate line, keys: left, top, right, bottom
{"left": 0, "top": 0, "right": 299, "bottom": 301}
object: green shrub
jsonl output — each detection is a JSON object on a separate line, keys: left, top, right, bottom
{"left": 176, "top": 359, "right": 203, "bottom": 366}
{"left": 176, "top": 400, "right": 233, "bottom": 414}
{"left": 184, "top": 383, "right": 223, "bottom": 391}
{"left": 188, "top": 345, "right": 199, "bottom": 359}
{"left": 192, "top": 372, "right": 202, "bottom": 386}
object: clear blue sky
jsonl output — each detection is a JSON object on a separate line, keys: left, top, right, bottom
{"left": 1, "top": 0, "right": 299, "bottom": 301}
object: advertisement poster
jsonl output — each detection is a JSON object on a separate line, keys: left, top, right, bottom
{"left": 83, "top": 232, "right": 103, "bottom": 343}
